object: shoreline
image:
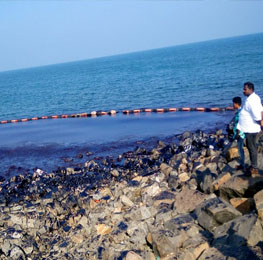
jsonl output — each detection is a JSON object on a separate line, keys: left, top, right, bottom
{"left": 0, "top": 111, "right": 233, "bottom": 178}
{"left": 0, "top": 129, "right": 263, "bottom": 259}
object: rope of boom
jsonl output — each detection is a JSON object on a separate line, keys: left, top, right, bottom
{"left": 0, "top": 106, "right": 234, "bottom": 124}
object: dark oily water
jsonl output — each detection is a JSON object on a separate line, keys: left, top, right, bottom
{"left": 0, "top": 33, "right": 262, "bottom": 121}
{"left": 0, "top": 111, "right": 233, "bottom": 177}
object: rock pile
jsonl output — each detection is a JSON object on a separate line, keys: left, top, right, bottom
{"left": 0, "top": 130, "right": 263, "bottom": 259}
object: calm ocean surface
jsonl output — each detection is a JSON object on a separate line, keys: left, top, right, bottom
{"left": 0, "top": 33, "right": 262, "bottom": 176}
{"left": 0, "top": 33, "right": 262, "bottom": 120}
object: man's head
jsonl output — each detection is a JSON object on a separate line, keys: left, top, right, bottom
{"left": 233, "top": 96, "right": 242, "bottom": 109}
{"left": 243, "top": 82, "right": 254, "bottom": 96}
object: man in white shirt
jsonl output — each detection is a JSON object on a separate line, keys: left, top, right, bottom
{"left": 237, "top": 82, "right": 263, "bottom": 176}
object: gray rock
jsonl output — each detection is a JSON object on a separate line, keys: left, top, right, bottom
{"left": 10, "top": 246, "right": 26, "bottom": 259}
{"left": 111, "top": 169, "right": 119, "bottom": 177}
{"left": 163, "top": 214, "right": 195, "bottom": 233}
{"left": 152, "top": 172, "right": 166, "bottom": 183}
{"left": 78, "top": 215, "right": 89, "bottom": 230}
{"left": 124, "top": 207, "right": 142, "bottom": 222}
{"left": 140, "top": 206, "right": 152, "bottom": 220}
{"left": 227, "top": 159, "right": 240, "bottom": 169}
{"left": 129, "top": 228, "right": 148, "bottom": 246}
{"left": 206, "top": 162, "right": 218, "bottom": 173}
{"left": 126, "top": 221, "right": 148, "bottom": 240}
{"left": 120, "top": 195, "right": 134, "bottom": 207}
{"left": 160, "top": 163, "right": 173, "bottom": 177}
{"left": 176, "top": 240, "right": 209, "bottom": 260}
{"left": 152, "top": 214, "right": 209, "bottom": 259}
{"left": 125, "top": 251, "right": 143, "bottom": 260}
{"left": 199, "top": 245, "right": 260, "bottom": 260}
{"left": 213, "top": 213, "right": 263, "bottom": 247}
{"left": 10, "top": 205, "right": 23, "bottom": 212}
{"left": 258, "top": 152, "right": 263, "bottom": 170}
{"left": 254, "top": 189, "right": 263, "bottom": 220}
{"left": 38, "top": 226, "right": 47, "bottom": 235}
{"left": 220, "top": 175, "right": 263, "bottom": 201}
{"left": 178, "top": 172, "right": 190, "bottom": 183}
{"left": 187, "top": 177, "right": 198, "bottom": 190}
{"left": 145, "top": 251, "right": 156, "bottom": 260}
{"left": 173, "top": 187, "right": 209, "bottom": 214}
{"left": 142, "top": 182, "right": 161, "bottom": 197}
{"left": 157, "top": 140, "right": 166, "bottom": 148}
{"left": 42, "top": 197, "right": 54, "bottom": 206}
{"left": 206, "top": 148, "right": 216, "bottom": 157}
{"left": 153, "top": 191, "right": 175, "bottom": 201}
{"left": 148, "top": 229, "right": 188, "bottom": 258}
{"left": 155, "top": 209, "right": 173, "bottom": 224}
{"left": 195, "top": 197, "right": 242, "bottom": 232}
{"left": 23, "top": 243, "right": 34, "bottom": 255}
{"left": 9, "top": 214, "right": 27, "bottom": 229}
{"left": 196, "top": 168, "right": 218, "bottom": 193}
{"left": 150, "top": 149, "right": 160, "bottom": 160}
{"left": 2, "top": 240, "right": 11, "bottom": 256}
{"left": 11, "top": 231, "right": 22, "bottom": 239}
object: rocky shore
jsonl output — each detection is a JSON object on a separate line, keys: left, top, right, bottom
{"left": 0, "top": 129, "right": 263, "bottom": 260}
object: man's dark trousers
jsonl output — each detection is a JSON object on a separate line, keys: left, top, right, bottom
{"left": 245, "top": 133, "right": 258, "bottom": 169}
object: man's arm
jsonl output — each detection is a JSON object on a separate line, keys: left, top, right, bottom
{"left": 249, "top": 98, "right": 262, "bottom": 124}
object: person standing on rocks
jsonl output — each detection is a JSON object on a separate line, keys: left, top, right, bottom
{"left": 237, "top": 82, "right": 263, "bottom": 176}
{"left": 232, "top": 96, "right": 246, "bottom": 170}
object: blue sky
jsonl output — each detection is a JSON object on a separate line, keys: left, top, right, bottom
{"left": 0, "top": 0, "right": 262, "bottom": 72}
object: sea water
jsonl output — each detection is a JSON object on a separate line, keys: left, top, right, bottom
{"left": 0, "top": 33, "right": 262, "bottom": 120}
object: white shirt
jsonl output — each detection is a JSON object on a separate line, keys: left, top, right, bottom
{"left": 237, "top": 92, "right": 263, "bottom": 133}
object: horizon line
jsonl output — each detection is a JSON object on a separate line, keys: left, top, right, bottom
{"left": 1, "top": 31, "right": 262, "bottom": 74}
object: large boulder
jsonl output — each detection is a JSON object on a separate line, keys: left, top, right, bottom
{"left": 195, "top": 196, "right": 242, "bottom": 232}
{"left": 195, "top": 168, "right": 218, "bottom": 194}
{"left": 152, "top": 191, "right": 176, "bottom": 207}
{"left": 173, "top": 187, "right": 209, "bottom": 214}
{"left": 164, "top": 214, "right": 210, "bottom": 260}
{"left": 230, "top": 197, "right": 255, "bottom": 214}
{"left": 213, "top": 214, "right": 263, "bottom": 247}
{"left": 176, "top": 241, "right": 209, "bottom": 260}
{"left": 163, "top": 214, "right": 196, "bottom": 233}
{"left": 220, "top": 175, "right": 263, "bottom": 201}
{"left": 199, "top": 245, "right": 261, "bottom": 260}
{"left": 213, "top": 172, "right": 231, "bottom": 191}
{"left": 147, "top": 214, "right": 209, "bottom": 258}
{"left": 147, "top": 229, "right": 188, "bottom": 258}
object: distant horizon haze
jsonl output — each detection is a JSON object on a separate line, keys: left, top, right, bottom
{"left": 1, "top": 32, "right": 262, "bottom": 73}
{"left": 1, "top": 0, "right": 262, "bottom": 72}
